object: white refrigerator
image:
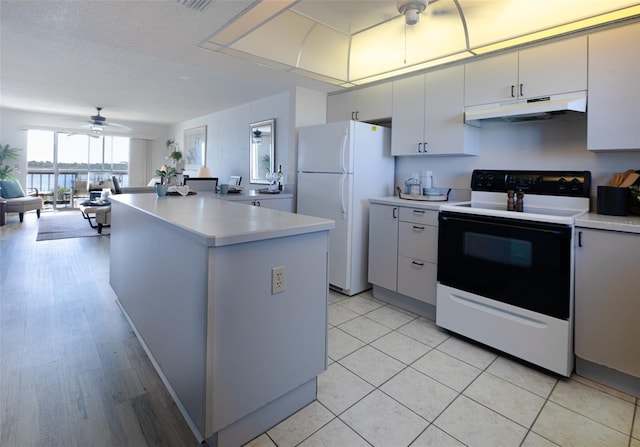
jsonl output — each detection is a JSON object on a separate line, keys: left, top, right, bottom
{"left": 297, "top": 120, "right": 394, "bottom": 296}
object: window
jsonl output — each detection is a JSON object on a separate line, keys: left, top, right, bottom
{"left": 27, "top": 130, "right": 129, "bottom": 208}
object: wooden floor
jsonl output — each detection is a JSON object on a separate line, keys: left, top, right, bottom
{"left": 0, "top": 211, "right": 199, "bottom": 447}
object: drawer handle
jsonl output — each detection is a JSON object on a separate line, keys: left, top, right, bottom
{"left": 411, "top": 260, "right": 424, "bottom": 267}
{"left": 412, "top": 225, "right": 425, "bottom": 231}
{"left": 412, "top": 210, "right": 425, "bottom": 214}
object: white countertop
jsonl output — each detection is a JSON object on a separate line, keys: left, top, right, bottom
{"left": 370, "top": 197, "right": 640, "bottom": 234}
{"left": 369, "top": 195, "right": 464, "bottom": 211}
{"left": 576, "top": 213, "right": 640, "bottom": 234}
{"left": 111, "top": 193, "right": 333, "bottom": 247}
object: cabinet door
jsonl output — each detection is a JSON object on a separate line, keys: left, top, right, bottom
{"left": 575, "top": 228, "right": 640, "bottom": 377}
{"left": 327, "top": 90, "right": 358, "bottom": 122}
{"left": 398, "top": 221, "right": 437, "bottom": 262}
{"left": 397, "top": 257, "right": 437, "bottom": 305}
{"left": 588, "top": 23, "right": 640, "bottom": 151}
{"left": 327, "top": 84, "right": 392, "bottom": 123}
{"left": 518, "top": 36, "right": 587, "bottom": 99}
{"left": 357, "top": 83, "right": 393, "bottom": 122}
{"left": 424, "top": 65, "right": 475, "bottom": 155}
{"left": 391, "top": 74, "right": 426, "bottom": 155}
{"left": 368, "top": 203, "right": 398, "bottom": 291}
{"left": 464, "top": 52, "right": 518, "bottom": 106}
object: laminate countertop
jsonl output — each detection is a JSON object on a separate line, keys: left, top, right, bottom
{"left": 575, "top": 213, "right": 640, "bottom": 234}
{"left": 369, "top": 195, "right": 466, "bottom": 211}
{"left": 110, "top": 193, "right": 333, "bottom": 247}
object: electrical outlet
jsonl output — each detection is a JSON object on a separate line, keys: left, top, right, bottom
{"left": 272, "top": 266, "right": 285, "bottom": 294}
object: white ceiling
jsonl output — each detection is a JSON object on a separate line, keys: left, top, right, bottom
{"left": 0, "top": 0, "right": 336, "bottom": 126}
{"left": 2, "top": 0, "right": 639, "bottom": 130}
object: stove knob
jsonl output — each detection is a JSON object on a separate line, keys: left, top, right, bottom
{"left": 558, "top": 177, "right": 566, "bottom": 190}
{"left": 571, "top": 178, "right": 582, "bottom": 191}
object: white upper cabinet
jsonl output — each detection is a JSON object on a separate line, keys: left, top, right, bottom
{"left": 465, "top": 36, "right": 587, "bottom": 106}
{"left": 391, "top": 75, "right": 425, "bottom": 156}
{"left": 587, "top": 22, "right": 640, "bottom": 151}
{"left": 327, "top": 83, "right": 392, "bottom": 122}
{"left": 392, "top": 65, "right": 478, "bottom": 156}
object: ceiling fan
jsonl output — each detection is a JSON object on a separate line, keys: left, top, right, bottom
{"left": 397, "top": 0, "right": 462, "bottom": 25}
{"left": 84, "top": 107, "right": 131, "bottom": 134}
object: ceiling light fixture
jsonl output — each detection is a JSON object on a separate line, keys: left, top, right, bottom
{"left": 397, "top": 0, "right": 428, "bottom": 26}
{"left": 91, "top": 124, "right": 103, "bottom": 134}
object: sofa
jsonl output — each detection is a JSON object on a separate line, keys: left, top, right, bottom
{"left": 0, "top": 179, "right": 43, "bottom": 223}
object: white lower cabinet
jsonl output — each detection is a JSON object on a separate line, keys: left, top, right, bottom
{"left": 368, "top": 202, "right": 438, "bottom": 306}
{"left": 575, "top": 227, "right": 640, "bottom": 383}
{"left": 368, "top": 203, "right": 399, "bottom": 291}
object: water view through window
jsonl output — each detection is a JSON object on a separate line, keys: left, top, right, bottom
{"left": 27, "top": 130, "right": 129, "bottom": 208}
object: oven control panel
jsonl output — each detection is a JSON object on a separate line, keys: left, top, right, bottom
{"left": 470, "top": 170, "right": 591, "bottom": 197}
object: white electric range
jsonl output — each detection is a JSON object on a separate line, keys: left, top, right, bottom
{"left": 436, "top": 170, "right": 591, "bottom": 376}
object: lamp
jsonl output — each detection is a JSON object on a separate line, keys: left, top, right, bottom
{"left": 91, "top": 124, "right": 104, "bottom": 134}
{"left": 197, "top": 166, "right": 212, "bottom": 177}
{"left": 252, "top": 129, "right": 262, "bottom": 143}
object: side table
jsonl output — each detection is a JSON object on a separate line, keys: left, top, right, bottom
{"left": 0, "top": 199, "right": 7, "bottom": 226}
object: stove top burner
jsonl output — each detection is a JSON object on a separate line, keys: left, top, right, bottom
{"left": 453, "top": 202, "right": 584, "bottom": 217}
{"left": 441, "top": 170, "right": 592, "bottom": 225}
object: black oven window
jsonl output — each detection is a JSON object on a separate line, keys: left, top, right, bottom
{"left": 464, "top": 232, "right": 532, "bottom": 267}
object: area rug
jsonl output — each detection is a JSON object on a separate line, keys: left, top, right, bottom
{"left": 36, "top": 210, "right": 110, "bottom": 241}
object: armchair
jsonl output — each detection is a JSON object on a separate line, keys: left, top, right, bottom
{"left": 72, "top": 179, "right": 89, "bottom": 207}
{"left": 0, "top": 179, "right": 43, "bottom": 222}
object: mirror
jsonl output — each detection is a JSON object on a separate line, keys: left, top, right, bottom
{"left": 249, "top": 119, "right": 275, "bottom": 184}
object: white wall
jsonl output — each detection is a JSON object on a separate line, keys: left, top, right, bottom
{"left": 0, "top": 107, "right": 171, "bottom": 186}
{"left": 168, "top": 91, "right": 292, "bottom": 188}
{"left": 395, "top": 115, "right": 640, "bottom": 200}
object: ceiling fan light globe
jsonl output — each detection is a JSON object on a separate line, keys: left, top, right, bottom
{"left": 405, "top": 8, "right": 420, "bottom": 25}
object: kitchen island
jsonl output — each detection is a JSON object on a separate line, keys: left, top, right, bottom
{"left": 108, "top": 193, "right": 334, "bottom": 446}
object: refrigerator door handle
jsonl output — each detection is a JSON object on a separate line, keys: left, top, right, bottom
{"left": 340, "top": 131, "right": 348, "bottom": 174}
{"left": 339, "top": 174, "right": 347, "bottom": 219}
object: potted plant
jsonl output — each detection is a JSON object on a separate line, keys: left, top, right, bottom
{"left": 154, "top": 166, "right": 175, "bottom": 196}
{"left": 155, "top": 166, "right": 176, "bottom": 185}
{"left": 169, "top": 149, "right": 185, "bottom": 173}
{"left": 0, "top": 143, "right": 21, "bottom": 180}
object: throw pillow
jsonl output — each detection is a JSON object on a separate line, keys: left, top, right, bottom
{"left": 0, "top": 179, "right": 25, "bottom": 199}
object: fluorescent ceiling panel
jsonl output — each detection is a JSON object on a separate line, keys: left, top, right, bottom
{"left": 209, "top": 1, "right": 295, "bottom": 46}
{"left": 232, "top": 11, "right": 315, "bottom": 66}
{"left": 463, "top": 0, "right": 640, "bottom": 48}
{"left": 297, "top": 24, "right": 350, "bottom": 80}
{"left": 291, "top": 1, "right": 398, "bottom": 34}
{"left": 200, "top": 0, "right": 640, "bottom": 87}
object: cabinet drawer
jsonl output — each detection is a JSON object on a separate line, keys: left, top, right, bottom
{"left": 397, "top": 256, "right": 437, "bottom": 305}
{"left": 398, "top": 221, "right": 437, "bottom": 262}
{"left": 399, "top": 207, "right": 438, "bottom": 225}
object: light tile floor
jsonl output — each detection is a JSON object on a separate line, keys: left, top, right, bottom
{"left": 245, "top": 290, "right": 639, "bottom": 447}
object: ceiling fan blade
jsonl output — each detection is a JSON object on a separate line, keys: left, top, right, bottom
{"left": 105, "top": 122, "right": 132, "bottom": 131}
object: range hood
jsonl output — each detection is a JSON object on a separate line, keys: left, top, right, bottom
{"left": 465, "top": 91, "right": 587, "bottom": 126}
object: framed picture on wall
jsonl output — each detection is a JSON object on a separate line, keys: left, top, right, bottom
{"left": 183, "top": 125, "right": 207, "bottom": 170}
